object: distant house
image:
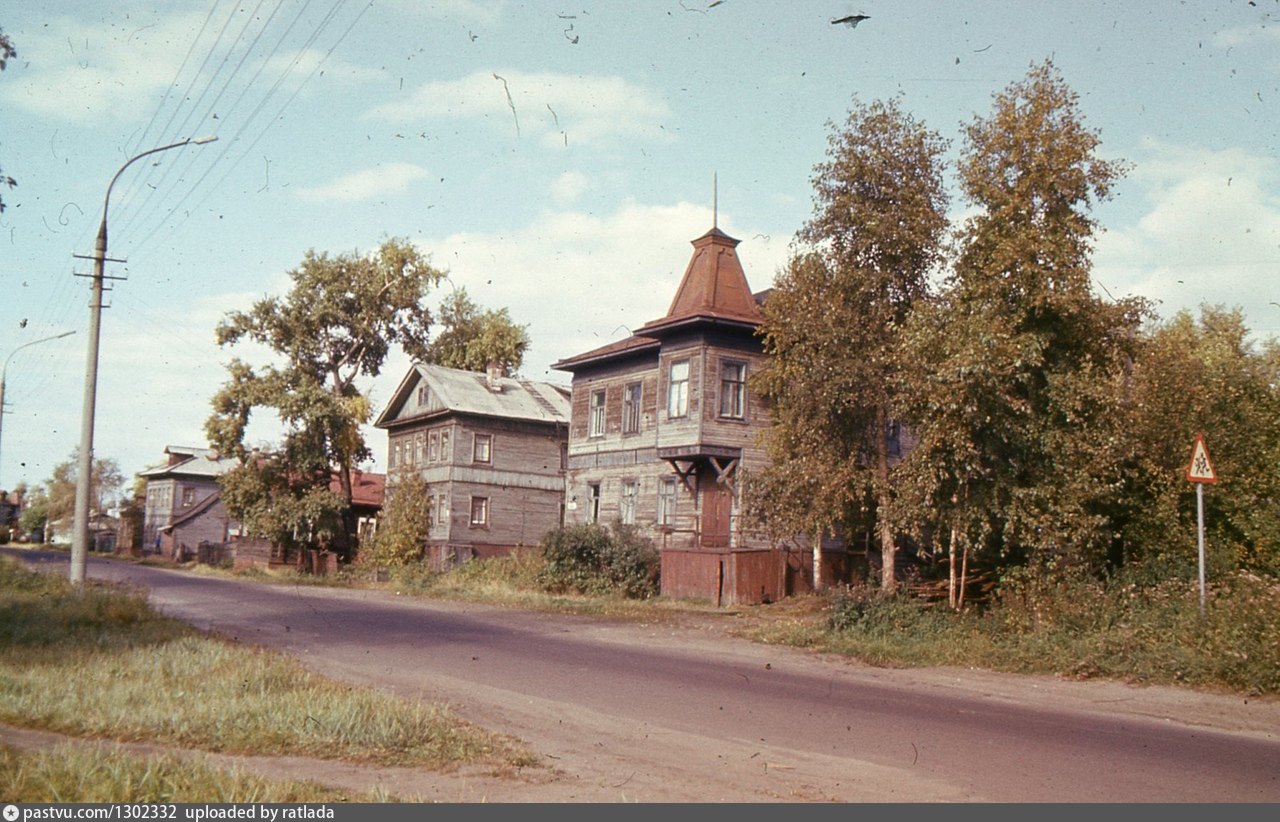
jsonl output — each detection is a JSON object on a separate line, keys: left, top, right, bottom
{"left": 374, "top": 362, "right": 570, "bottom": 567}
{"left": 337, "top": 469, "right": 385, "bottom": 546}
{"left": 138, "top": 446, "right": 238, "bottom": 559}
{"left": 552, "top": 226, "right": 808, "bottom": 605}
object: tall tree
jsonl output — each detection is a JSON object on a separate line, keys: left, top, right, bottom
{"left": 1121, "top": 306, "right": 1280, "bottom": 576}
{"left": 749, "top": 97, "right": 949, "bottom": 590}
{"left": 0, "top": 29, "right": 17, "bottom": 213}
{"left": 424, "top": 287, "right": 530, "bottom": 376}
{"left": 206, "top": 238, "right": 446, "bottom": 557}
{"left": 896, "top": 60, "right": 1145, "bottom": 583}
{"left": 40, "top": 451, "right": 124, "bottom": 533}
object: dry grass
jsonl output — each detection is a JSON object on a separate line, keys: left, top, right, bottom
{"left": 0, "top": 557, "right": 536, "bottom": 771}
{"left": 1, "top": 742, "right": 391, "bottom": 803}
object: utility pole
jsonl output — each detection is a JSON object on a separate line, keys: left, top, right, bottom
{"left": 70, "top": 136, "right": 216, "bottom": 586}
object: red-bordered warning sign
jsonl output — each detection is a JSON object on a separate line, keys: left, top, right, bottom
{"left": 1186, "top": 433, "right": 1218, "bottom": 483}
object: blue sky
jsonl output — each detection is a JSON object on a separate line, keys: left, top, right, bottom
{"left": 1, "top": 0, "right": 1278, "bottom": 495}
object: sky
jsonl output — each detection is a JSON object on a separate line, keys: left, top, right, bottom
{"left": 1, "top": 0, "right": 1278, "bottom": 498}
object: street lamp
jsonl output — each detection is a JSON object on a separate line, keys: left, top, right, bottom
{"left": 70, "top": 135, "right": 217, "bottom": 585}
{"left": 0, "top": 330, "right": 76, "bottom": 488}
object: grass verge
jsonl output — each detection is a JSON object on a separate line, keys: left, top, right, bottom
{"left": 1, "top": 742, "right": 391, "bottom": 803}
{"left": 0, "top": 556, "right": 535, "bottom": 771}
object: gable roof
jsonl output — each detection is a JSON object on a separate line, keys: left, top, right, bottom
{"left": 139, "top": 446, "right": 237, "bottom": 480}
{"left": 374, "top": 362, "right": 571, "bottom": 429}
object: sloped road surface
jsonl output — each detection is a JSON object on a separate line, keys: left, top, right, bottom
{"left": 9, "top": 550, "right": 1280, "bottom": 802}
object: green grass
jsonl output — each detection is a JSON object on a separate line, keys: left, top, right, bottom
{"left": 739, "top": 569, "right": 1280, "bottom": 695}
{"left": 0, "top": 557, "right": 536, "bottom": 771}
{"left": 1, "top": 742, "right": 392, "bottom": 803}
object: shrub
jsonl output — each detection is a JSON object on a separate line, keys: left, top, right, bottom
{"left": 537, "top": 522, "right": 659, "bottom": 599}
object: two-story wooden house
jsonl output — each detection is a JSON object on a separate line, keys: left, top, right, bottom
{"left": 553, "top": 226, "right": 786, "bottom": 604}
{"left": 139, "top": 445, "right": 239, "bottom": 558}
{"left": 374, "top": 362, "right": 571, "bottom": 567}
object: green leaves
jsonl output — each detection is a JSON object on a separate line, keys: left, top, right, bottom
{"left": 205, "top": 239, "right": 446, "bottom": 554}
{"left": 423, "top": 287, "right": 530, "bottom": 376}
{"left": 749, "top": 97, "right": 949, "bottom": 587}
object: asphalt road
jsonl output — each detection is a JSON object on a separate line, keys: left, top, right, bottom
{"left": 7, "top": 549, "right": 1280, "bottom": 802}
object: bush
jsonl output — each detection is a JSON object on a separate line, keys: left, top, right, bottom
{"left": 537, "top": 522, "right": 659, "bottom": 599}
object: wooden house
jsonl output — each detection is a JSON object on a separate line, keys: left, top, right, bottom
{"left": 374, "top": 362, "right": 571, "bottom": 567}
{"left": 139, "top": 445, "right": 239, "bottom": 558}
{"left": 553, "top": 226, "right": 793, "bottom": 605}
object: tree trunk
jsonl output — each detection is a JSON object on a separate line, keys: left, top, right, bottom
{"left": 948, "top": 524, "right": 958, "bottom": 610}
{"left": 875, "top": 406, "right": 896, "bottom": 591}
{"left": 812, "top": 527, "right": 825, "bottom": 592}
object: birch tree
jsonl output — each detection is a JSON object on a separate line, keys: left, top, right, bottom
{"left": 750, "top": 97, "right": 948, "bottom": 590}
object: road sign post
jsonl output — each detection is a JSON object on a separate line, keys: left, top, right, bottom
{"left": 1185, "top": 433, "right": 1217, "bottom": 617}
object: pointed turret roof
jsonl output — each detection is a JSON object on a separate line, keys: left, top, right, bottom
{"left": 636, "top": 227, "right": 762, "bottom": 335}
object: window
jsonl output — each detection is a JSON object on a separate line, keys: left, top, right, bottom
{"left": 667, "top": 360, "right": 689, "bottom": 418}
{"left": 473, "top": 433, "right": 492, "bottom": 463}
{"left": 470, "top": 496, "right": 489, "bottom": 527}
{"left": 587, "top": 483, "right": 601, "bottom": 523}
{"left": 622, "top": 382, "right": 642, "bottom": 434}
{"left": 417, "top": 385, "right": 429, "bottom": 405}
{"left": 719, "top": 360, "right": 747, "bottom": 419}
{"left": 414, "top": 433, "right": 424, "bottom": 464}
{"left": 440, "top": 430, "right": 450, "bottom": 462}
{"left": 437, "top": 494, "right": 448, "bottom": 529}
{"left": 429, "top": 431, "right": 440, "bottom": 462}
{"left": 589, "top": 388, "right": 606, "bottom": 437}
{"left": 426, "top": 495, "right": 435, "bottom": 527}
{"left": 181, "top": 488, "right": 196, "bottom": 507}
{"left": 657, "top": 478, "right": 677, "bottom": 527}
{"left": 391, "top": 441, "right": 401, "bottom": 469}
{"left": 620, "top": 480, "right": 638, "bottom": 525}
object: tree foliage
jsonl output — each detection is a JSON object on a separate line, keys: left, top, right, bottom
{"left": 359, "top": 470, "right": 432, "bottom": 567}
{"left": 32, "top": 451, "right": 124, "bottom": 535}
{"left": 749, "top": 97, "right": 949, "bottom": 589}
{"left": 1119, "top": 307, "right": 1280, "bottom": 576}
{"left": 205, "top": 238, "right": 445, "bottom": 555}
{"left": 423, "top": 287, "right": 530, "bottom": 376}
{"left": 895, "top": 60, "right": 1148, "bottom": 577}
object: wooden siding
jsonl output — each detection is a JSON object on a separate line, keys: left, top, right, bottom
{"left": 384, "top": 412, "right": 567, "bottom": 559}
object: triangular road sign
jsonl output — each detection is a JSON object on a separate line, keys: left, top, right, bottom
{"left": 1186, "top": 433, "right": 1218, "bottom": 483}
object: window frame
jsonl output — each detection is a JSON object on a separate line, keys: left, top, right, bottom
{"left": 586, "top": 483, "right": 601, "bottom": 524}
{"left": 589, "top": 388, "right": 607, "bottom": 438}
{"left": 469, "top": 496, "right": 489, "bottom": 528}
{"left": 719, "top": 359, "right": 747, "bottom": 419}
{"left": 657, "top": 478, "right": 678, "bottom": 527}
{"left": 619, "top": 479, "right": 638, "bottom": 525}
{"left": 622, "top": 381, "right": 642, "bottom": 434}
{"left": 473, "top": 432, "right": 492, "bottom": 464}
{"left": 667, "top": 360, "right": 690, "bottom": 419}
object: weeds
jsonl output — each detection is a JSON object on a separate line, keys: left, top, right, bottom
{"left": 0, "top": 557, "right": 536, "bottom": 770}
{"left": 1, "top": 743, "right": 387, "bottom": 803}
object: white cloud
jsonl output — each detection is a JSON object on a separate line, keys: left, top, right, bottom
{"left": 550, "top": 171, "right": 590, "bottom": 205}
{"left": 366, "top": 70, "right": 674, "bottom": 147}
{"left": 0, "top": 11, "right": 209, "bottom": 123}
{"left": 380, "top": 0, "right": 504, "bottom": 25}
{"left": 1213, "top": 23, "right": 1280, "bottom": 48}
{"left": 1093, "top": 139, "right": 1280, "bottom": 332}
{"left": 260, "top": 48, "right": 383, "bottom": 85}
{"left": 294, "top": 163, "right": 429, "bottom": 203}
